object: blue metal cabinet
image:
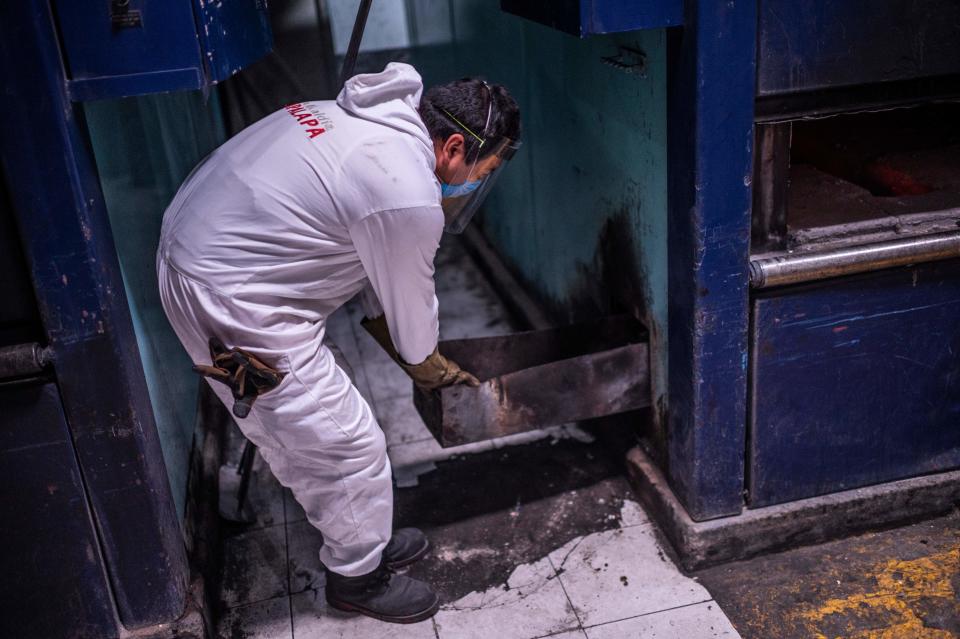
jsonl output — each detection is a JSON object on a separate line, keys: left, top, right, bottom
{"left": 53, "top": 0, "right": 271, "bottom": 101}
{"left": 747, "top": 1, "right": 960, "bottom": 508}
{"left": 500, "top": 0, "right": 683, "bottom": 37}
{"left": 749, "top": 261, "right": 960, "bottom": 507}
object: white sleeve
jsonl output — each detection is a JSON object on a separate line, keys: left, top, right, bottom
{"left": 349, "top": 206, "right": 444, "bottom": 365}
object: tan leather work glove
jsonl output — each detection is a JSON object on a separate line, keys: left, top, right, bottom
{"left": 400, "top": 347, "right": 481, "bottom": 391}
{"left": 360, "top": 315, "right": 480, "bottom": 391}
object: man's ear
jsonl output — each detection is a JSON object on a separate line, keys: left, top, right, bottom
{"left": 441, "top": 133, "right": 466, "bottom": 161}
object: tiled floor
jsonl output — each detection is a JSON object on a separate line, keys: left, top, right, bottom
{"left": 216, "top": 237, "right": 741, "bottom": 639}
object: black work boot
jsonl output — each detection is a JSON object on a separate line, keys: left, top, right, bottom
{"left": 325, "top": 563, "right": 440, "bottom": 624}
{"left": 383, "top": 527, "right": 430, "bottom": 569}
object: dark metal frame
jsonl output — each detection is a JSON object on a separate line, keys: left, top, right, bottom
{"left": 0, "top": 0, "right": 189, "bottom": 628}
{"left": 665, "top": 0, "right": 756, "bottom": 520}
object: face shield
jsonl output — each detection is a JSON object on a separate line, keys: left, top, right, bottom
{"left": 437, "top": 84, "right": 521, "bottom": 234}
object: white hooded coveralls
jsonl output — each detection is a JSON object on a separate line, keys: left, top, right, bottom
{"left": 157, "top": 63, "right": 444, "bottom": 576}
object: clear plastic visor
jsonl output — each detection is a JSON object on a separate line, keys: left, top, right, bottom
{"left": 441, "top": 136, "right": 520, "bottom": 234}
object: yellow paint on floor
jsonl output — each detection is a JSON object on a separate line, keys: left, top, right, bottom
{"left": 796, "top": 547, "right": 959, "bottom": 638}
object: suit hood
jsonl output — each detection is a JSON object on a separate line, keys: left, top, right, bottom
{"left": 337, "top": 62, "right": 434, "bottom": 162}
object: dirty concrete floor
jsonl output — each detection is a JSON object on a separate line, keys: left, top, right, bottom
{"left": 215, "top": 237, "right": 740, "bottom": 638}
{"left": 695, "top": 511, "right": 960, "bottom": 638}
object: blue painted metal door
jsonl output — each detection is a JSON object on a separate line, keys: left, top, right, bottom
{"left": 54, "top": 0, "right": 205, "bottom": 100}
{"left": 53, "top": 0, "right": 271, "bottom": 101}
{"left": 749, "top": 261, "right": 960, "bottom": 507}
{"left": 757, "top": 0, "right": 960, "bottom": 97}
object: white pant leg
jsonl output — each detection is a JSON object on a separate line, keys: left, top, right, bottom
{"left": 157, "top": 257, "right": 393, "bottom": 577}
{"left": 251, "top": 345, "right": 393, "bottom": 577}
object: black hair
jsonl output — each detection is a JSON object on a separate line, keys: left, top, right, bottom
{"left": 419, "top": 78, "right": 521, "bottom": 159}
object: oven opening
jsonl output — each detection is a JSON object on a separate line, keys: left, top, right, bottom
{"left": 752, "top": 103, "right": 960, "bottom": 253}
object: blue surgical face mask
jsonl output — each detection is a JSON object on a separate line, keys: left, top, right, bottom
{"left": 441, "top": 179, "right": 482, "bottom": 198}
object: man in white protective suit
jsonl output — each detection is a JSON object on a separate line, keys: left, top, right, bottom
{"left": 156, "top": 62, "right": 521, "bottom": 624}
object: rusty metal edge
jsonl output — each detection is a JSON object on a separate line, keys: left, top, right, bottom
{"left": 426, "top": 342, "right": 650, "bottom": 447}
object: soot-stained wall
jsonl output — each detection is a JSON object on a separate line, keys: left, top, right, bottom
{"left": 412, "top": 3, "right": 669, "bottom": 439}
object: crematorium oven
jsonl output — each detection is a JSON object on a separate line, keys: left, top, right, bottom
{"left": 744, "top": 1, "right": 960, "bottom": 508}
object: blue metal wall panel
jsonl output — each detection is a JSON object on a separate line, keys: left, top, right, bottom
{"left": 665, "top": 0, "right": 756, "bottom": 520}
{"left": 749, "top": 261, "right": 960, "bottom": 507}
